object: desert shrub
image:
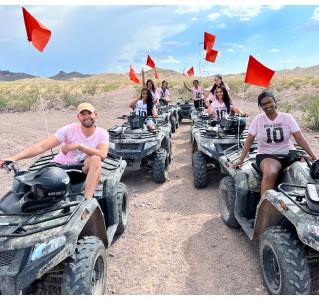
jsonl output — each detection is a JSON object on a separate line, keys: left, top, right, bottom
{"left": 298, "top": 95, "right": 319, "bottom": 129}
{"left": 61, "top": 90, "right": 83, "bottom": 108}
{"left": 82, "top": 80, "right": 98, "bottom": 95}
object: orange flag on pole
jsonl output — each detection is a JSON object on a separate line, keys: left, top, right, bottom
{"left": 146, "top": 55, "right": 156, "bottom": 69}
{"left": 187, "top": 67, "right": 194, "bottom": 77}
{"left": 244, "top": 55, "right": 275, "bottom": 88}
{"left": 22, "top": 7, "right": 51, "bottom": 52}
{"left": 206, "top": 49, "right": 218, "bottom": 63}
{"left": 129, "top": 65, "right": 140, "bottom": 84}
{"left": 154, "top": 69, "right": 159, "bottom": 79}
{"left": 204, "top": 32, "right": 216, "bottom": 50}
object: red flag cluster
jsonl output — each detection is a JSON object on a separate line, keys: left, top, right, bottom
{"left": 129, "top": 65, "right": 140, "bottom": 84}
{"left": 22, "top": 7, "right": 51, "bottom": 52}
{"left": 244, "top": 55, "right": 275, "bottom": 88}
{"left": 204, "top": 31, "right": 218, "bottom": 63}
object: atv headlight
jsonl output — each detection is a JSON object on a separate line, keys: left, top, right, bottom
{"left": 203, "top": 142, "right": 216, "bottom": 150}
{"left": 30, "top": 236, "right": 66, "bottom": 262}
{"left": 109, "top": 142, "right": 115, "bottom": 150}
{"left": 144, "top": 141, "right": 158, "bottom": 150}
{"left": 308, "top": 224, "right": 319, "bottom": 238}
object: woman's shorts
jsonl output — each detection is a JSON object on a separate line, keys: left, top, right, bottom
{"left": 145, "top": 119, "right": 155, "bottom": 127}
{"left": 194, "top": 99, "right": 204, "bottom": 109}
{"left": 256, "top": 154, "right": 295, "bottom": 170}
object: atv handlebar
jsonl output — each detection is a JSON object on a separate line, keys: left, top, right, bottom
{"left": 3, "top": 160, "right": 18, "bottom": 174}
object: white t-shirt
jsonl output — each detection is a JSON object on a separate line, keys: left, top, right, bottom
{"left": 157, "top": 87, "right": 170, "bottom": 100}
{"left": 210, "top": 100, "right": 234, "bottom": 120}
{"left": 248, "top": 112, "right": 300, "bottom": 154}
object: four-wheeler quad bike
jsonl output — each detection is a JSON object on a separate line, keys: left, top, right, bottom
{"left": 176, "top": 98, "right": 195, "bottom": 123}
{"left": 0, "top": 153, "right": 128, "bottom": 295}
{"left": 108, "top": 112, "right": 171, "bottom": 183}
{"left": 191, "top": 114, "right": 248, "bottom": 188}
{"left": 218, "top": 146, "right": 319, "bottom": 295}
{"left": 157, "top": 100, "right": 179, "bottom": 134}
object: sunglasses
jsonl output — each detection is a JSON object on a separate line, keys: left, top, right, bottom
{"left": 260, "top": 99, "right": 274, "bottom": 107}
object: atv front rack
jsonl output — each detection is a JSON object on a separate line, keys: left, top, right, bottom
{"left": 0, "top": 195, "right": 84, "bottom": 237}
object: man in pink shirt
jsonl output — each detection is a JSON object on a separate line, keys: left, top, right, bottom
{"left": 0, "top": 103, "right": 109, "bottom": 199}
{"left": 233, "top": 92, "right": 317, "bottom": 196}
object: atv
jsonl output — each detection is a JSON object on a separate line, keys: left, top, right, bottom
{"left": 0, "top": 153, "right": 128, "bottom": 295}
{"left": 157, "top": 99, "right": 179, "bottom": 134}
{"left": 218, "top": 146, "right": 319, "bottom": 295}
{"left": 176, "top": 98, "right": 195, "bottom": 123}
{"left": 108, "top": 112, "right": 171, "bottom": 183}
{"left": 191, "top": 114, "right": 248, "bottom": 188}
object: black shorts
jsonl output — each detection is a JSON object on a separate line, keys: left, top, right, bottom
{"left": 256, "top": 154, "right": 292, "bottom": 170}
{"left": 194, "top": 99, "right": 203, "bottom": 108}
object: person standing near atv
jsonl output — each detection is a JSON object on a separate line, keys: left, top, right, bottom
{"left": 0, "top": 102, "right": 109, "bottom": 199}
{"left": 183, "top": 80, "right": 207, "bottom": 109}
{"left": 204, "top": 74, "right": 230, "bottom": 103}
{"left": 142, "top": 68, "right": 160, "bottom": 105}
{"left": 233, "top": 91, "right": 318, "bottom": 196}
{"left": 157, "top": 80, "right": 170, "bottom": 106}
{"left": 129, "top": 88, "right": 159, "bottom": 131}
{"left": 204, "top": 86, "right": 248, "bottom": 120}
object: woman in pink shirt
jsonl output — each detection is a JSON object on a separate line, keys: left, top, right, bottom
{"left": 183, "top": 79, "right": 207, "bottom": 109}
{"left": 142, "top": 69, "right": 160, "bottom": 105}
{"left": 204, "top": 74, "right": 230, "bottom": 103}
{"left": 233, "top": 92, "right": 317, "bottom": 196}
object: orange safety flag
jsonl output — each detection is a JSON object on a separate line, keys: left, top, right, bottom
{"left": 244, "top": 55, "right": 275, "bottom": 88}
{"left": 204, "top": 32, "right": 216, "bottom": 50}
{"left": 154, "top": 69, "right": 159, "bottom": 79}
{"left": 22, "top": 7, "right": 51, "bottom": 52}
{"left": 146, "top": 55, "right": 156, "bottom": 69}
{"left": 129, "top": 65, "right": 140, "bottom": 84}
{"left": 206, "top": 49, "right": 218, "bottom": 63}
{"left": 187, "top": 67, "right": 194, "bottom": 77}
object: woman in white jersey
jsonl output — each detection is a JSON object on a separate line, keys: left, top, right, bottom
{"left": 183, "top": 79, "right": 207, "bottom": 109}
{"left": 204, "top": 86, "right": 248, "bottom": 120}
{"left": 129, "top": 88, "right": 159, "bottom": 131}
{"left": 233, "top": 92, "right": 317, "bottom": 196}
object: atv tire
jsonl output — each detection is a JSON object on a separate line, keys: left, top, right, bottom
{"left": 175, "top": 116, "right": 179, "bottom": 129}
{"left": 170, "top": 116, "right": 176, "bottom": 134}
{"left": 179, "top": 116, "right": 182, "bottom": 123}
{"left": 115, "top": 182, "right": 129, "bottom": 235}
{"left": 259, "top": 226, "right": 311, "bottom": 295}
{"left": 218, "top": 176, "right": 240, "bottom": 228}
{"left": 62, "top": 236, "right": 106, "bottom": 295}
{"left": 153, "top": 148, "right": 168, "bottom": 183}
{"left": 193, "top": 151, "right": 208, "bottom": 188}
{"left": 168, "top": 139, "right": 172, "bottom": 164}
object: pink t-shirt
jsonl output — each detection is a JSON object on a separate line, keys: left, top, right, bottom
{"left": 210, "top": 100, "right": 234, "bottom": 119}
{"left": 190, "top": 86, "right": 204, "bottom": 101}
{"left": 248, "top": 112, "right": 300, "bottom": 154}
{"left": 157, "top": 87, "right": 170, "bottom": 100}
{"left": 52, "top": 123, "right": 109, "bottom": 164}
{"left": 150, "top": 90, "right": 159, "bottom": 103}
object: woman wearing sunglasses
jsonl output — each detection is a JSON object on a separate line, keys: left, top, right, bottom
{"left": 233, "top": 92, "right": 317, "bottom": 196}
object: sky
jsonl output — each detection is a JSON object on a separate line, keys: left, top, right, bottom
{"left": 1, "top": 1, "right": 319, "bottom": 77}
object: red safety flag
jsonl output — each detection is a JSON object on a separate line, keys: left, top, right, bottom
{"left": 187, "top": 67, "right": 194, "bottom": 77}
{"left": 129, "top": 65, "right": 140, "bottom": 84}
{"left": 204, "top": 32, "right": 216, "bottom": 50}
{"left": 22, "top": 7, "right": 51, "bottom": 52}
{"left": 206, "top": 49, "right": 218, "bottom": 63}
{"left": 154, "top": 69, "right": 159, "bottom": 79}
{"left": 146, "top": 55, "right": 156, "bottom": 69}
{"left": 244, "top": 55, "right": 275, "bottom": 88}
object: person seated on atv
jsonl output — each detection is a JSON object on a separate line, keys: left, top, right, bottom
{"left": 129, "top": 88, "right": 159, "bottom": 131}
{"left": 0, "top": 102, "right": 109, "bottom": 199}
{"left": 183, "top": 79, "right": 207, "bottom": 109}
{"left": 204, "top": 74, "right": 231, "bottom": 104}
{"left": 233, "top": 91, "right": 318, "bottom": 197}
{"left": 157, "top": 80, "right": 170, "bottom": 106}
{"left": 204, "top": 86, "right": 248, "bottom": 120}
{"left": 142, "top": 68, "right": 160, "bottom": 105}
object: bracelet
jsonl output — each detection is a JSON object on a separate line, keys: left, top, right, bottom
{"left": 78, "top": 144, "right": 84, "bottom": 151}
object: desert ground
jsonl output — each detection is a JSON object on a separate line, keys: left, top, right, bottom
{"left": 1, "top": 84, "right": 319, "bottom": 295}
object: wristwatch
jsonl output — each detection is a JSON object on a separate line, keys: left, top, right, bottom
{"left": 78, "top": 144, "right": 85, "bottom": 151}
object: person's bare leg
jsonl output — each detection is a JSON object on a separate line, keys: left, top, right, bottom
{"left": 82, "top": 155, "right": 102, "bottom": 198}
{"left": 259, "top": 158, "right": 282, "bottom": 196}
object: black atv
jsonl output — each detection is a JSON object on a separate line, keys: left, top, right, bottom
{"left": 0, "top": 153, "right": 128, "bottom": 295}
{"left": 157, "top": 99, "right": 179, "bottom": 134}
{"left": 176, "top": 98, "right": 195, "bottom": 123}
{"left": 108, "top": 112, "right": 171, "bottom": 183}
{"left": 218, "top": 147, "right": 319, "bottom": 295}
{"left": 191, "top": 114, "right": 248, "bottom": 188}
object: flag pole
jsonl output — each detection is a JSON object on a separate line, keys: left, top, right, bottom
{"left": 237, "top": 82, "right": 246, "bottom": 150}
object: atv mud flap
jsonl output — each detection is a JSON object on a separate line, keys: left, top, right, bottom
{"left": 253, "top": 190, "right": 319, "bottom": 252}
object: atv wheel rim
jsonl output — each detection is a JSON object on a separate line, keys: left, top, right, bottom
{"left": 92, "top": 255, "right": 105, "bottom": 294}
{"left": 263, "top": 245, "right": 281, "bottom": 292}
{"left": 220, "top": 189, "right": 230, "bottom": 219}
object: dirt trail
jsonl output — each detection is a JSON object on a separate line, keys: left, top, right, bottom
{"left": 1, "top": 87, "right": 318, "bottom": 294}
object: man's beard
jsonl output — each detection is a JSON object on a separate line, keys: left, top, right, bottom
{"left": 81, "top": 118, "right": 95, "bottom": 128}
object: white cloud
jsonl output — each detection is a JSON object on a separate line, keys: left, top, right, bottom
{"left": 216, "top": 23, "right": 226, "bottom": 29}
{"left": 207, "top": 12, "right": 220, "bottom": 21}
{"left": 160, "top": 55, "right": 180, "bottom": 63}
{"left": 221, "top": 5, "right": 262, "bottom": 21}
{"left": 311, "top": 7, "right": 319, "bottom": 20}
{"left": 191, "top": 17, "right": 198, "bottom": 21}
{"left": 268, "top": 48, "right": 279, "bottom": 52}
{"left": 268, "top": 6, "right": 284, "bottom": 10}
{"left": 174, "top": 5, "right": 213, "bottom": 14}
{"left": 227, "top": 49, "right": 234, "bottom": 52}
{"left": 256, "top": 53, "right": 261, "bottom": 56}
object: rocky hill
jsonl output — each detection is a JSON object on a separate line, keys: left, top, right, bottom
{"left": 0, "top": 70, "right": 35, "bottom": 81}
